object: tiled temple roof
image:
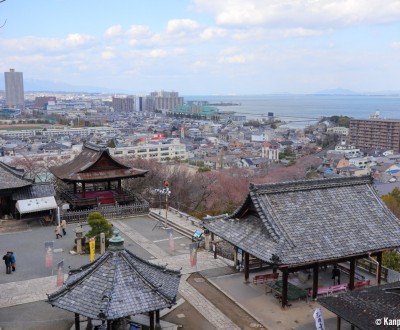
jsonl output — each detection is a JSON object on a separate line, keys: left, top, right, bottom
{"left": 49, "top": 143, "right": 148, "bottom": 183}
{"left": 47, "top": 248, "right": 181, "bottom": 320}
{"left": 203, "top": 176, "right": 400, "bottom": 267}
{"left": 0, "top": 161, "right": 32, "bottom": 190}
{"left": 12, "top": 183, "right": 55, "bottom": 200}
{"left": 319, "top": 281, "right": 400, "bottom": 330}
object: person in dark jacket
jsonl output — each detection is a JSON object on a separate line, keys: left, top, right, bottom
{"left": 332, "top": 265, "right": 341, "bottom": 285}
{"left": 10, "top": 251, "right": 16, "bottom": 272}
{"left": 2, "top": 251, "right": 12, "bottom": 274}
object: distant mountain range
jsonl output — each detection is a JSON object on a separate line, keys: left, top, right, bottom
{"left": 314, "top": 88, "right": 357, "bottom": 95}
{"left": 0, "top": 79, "right": 399, "bottom": 96}
{"left": 314, "top": 88, "right": 400, "bottom": 96}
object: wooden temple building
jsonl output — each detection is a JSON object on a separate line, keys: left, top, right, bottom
{"left": 47, "top": 230, "right": 181, "bottom": 330}
{"left": 49, "top": 143, "right": 148, "bottom": 210}
{"left": 203, "top": 176, "right": 400, "bottom": 308}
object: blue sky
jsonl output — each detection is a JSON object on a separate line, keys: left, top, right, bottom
{"left": 1, "top": 0, "right": 400, "bottom": 94}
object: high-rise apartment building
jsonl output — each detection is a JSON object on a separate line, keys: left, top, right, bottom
{"left": 150, "top": 90, "right": 183, "bottom": 111}
{"left": 4, "top": 69, "right": 25, "bottom": 109}
{"left": 137, "top": 96, "right": 155, "bottom": 112}
{"left": 349, "top": 119, "right": 400, "bottom": 152}
{"left": 112, "top": 95, "right": 135, "bottom": 112}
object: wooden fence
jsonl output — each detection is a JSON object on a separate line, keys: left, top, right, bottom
{"left": 61, "top": 202, "right": 149, "bottom": 224}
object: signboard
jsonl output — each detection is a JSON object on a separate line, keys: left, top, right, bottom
{"left": 189, "top": 242, "right": 198, "bottom": 268}
{"left": 56, "top": 260, "right": 64, "bottom": 287}
{"left": 44, "top": 241, "right": 54, "bottom": 268}
{"left": 313, "top": 307, "right": 326, "bottom": 330}
{"left": 167, "top": 228, "right": 174, "bottom": 254}
{"left": 89, "top": 238, "right": 95, "bottom": 262}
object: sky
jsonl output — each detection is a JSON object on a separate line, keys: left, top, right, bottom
{"left": 1, "top": 0, "right": 400, "bottom": 95}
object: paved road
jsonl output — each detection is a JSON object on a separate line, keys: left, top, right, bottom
{"left": 0, "top": 214, "right": 239, "bottom": 330}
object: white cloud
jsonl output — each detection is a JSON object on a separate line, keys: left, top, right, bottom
{"left": 104, "top": 25, "right": 123, "bottom": 39}
{"left": 149, "top": 49, "right": 168, "bottom": 58}
{"left": 0, "top": 34, "right": 95, "bottom": 54}
{"left": 102, "top": 47, "right": 115, "bottom": 60}
{"left": 218, "top": 48, "right": 254, "bottom": 64}
{"left": 392, "top": 41, "right": 400, "bottom": 49}
{"left": 166, "top": 19, "right": 200, "bottom": 33}
{"left": 194, "top": 0, "right": 400, "bottom": 27}
{"left": 200, "top": 27, "right": 227, "bottom": 40}
{"left": 127, "top": 25, "right": 152, "bottom": 37}
{"left": 65, "top": 34, "right": 95, "bottom": 46}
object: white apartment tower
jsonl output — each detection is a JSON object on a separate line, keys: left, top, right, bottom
{"left": 4, "top": 69, "right": 25, "bottom": 109}
{"left": 150, "top": 90, "right": 183, "bottom": 111}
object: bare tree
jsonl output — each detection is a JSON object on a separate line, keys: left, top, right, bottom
{"left": 0, "top": 0, "right": 6, "bottom": 29}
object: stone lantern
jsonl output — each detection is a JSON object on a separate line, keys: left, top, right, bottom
{"left": 75, "top": 226, "right": 84, "bottom": 254}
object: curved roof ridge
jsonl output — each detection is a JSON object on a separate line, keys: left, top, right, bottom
{"left": 249, "top": 191, "right": 281, "bottom": 243}
{"left": 121, "top": 252, "right": 175, "bottom": 304}
{"left": 250, "top": 176, "right": 371, "bottom": 194}
{"left": 84, "top": 142, "right": 107, "bottom": 152}
{"left": 253, "top": 190, "right": 296, "bottom": 249}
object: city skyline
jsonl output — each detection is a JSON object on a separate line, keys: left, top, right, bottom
{"left": 1, "top": 1, "right": 400, "bottom": 95}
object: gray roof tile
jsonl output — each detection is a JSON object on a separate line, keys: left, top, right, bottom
{"left": 204, "top": 176, "right": 400, "bottom": 266}
{"left": 47, "top": 249, "right": 181, "bottom": 320}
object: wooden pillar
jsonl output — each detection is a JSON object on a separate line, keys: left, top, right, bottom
{"left": 108, "top": 181, "right": 111, "bottom": 190}
{"left": 377, "top": 251, "right": 383, "bottom": 285}
{"left": 244, "top": 252, "right": 250, "bottom": 283}
{"left": 155, "top": 310, "right": 161, "bottom": 329}
{"left": 73, "top": 182, "right": 77, "bottom": 194}
{"left": 149, "top": 311, "right": 155, "bottom": 330}
{"left": 82, "top": 182, "right": 86, "bottom": 198}
{"left": 349, "top": 258, "right": 355, "bottom": 290}
{"left": 281, "top": 268, "right": 289, "bottom": 308}
{"left": 312, "top": 263, "right": 319, "bottom": 300}
{"left": 118, "top": 179, "right": 122, "bottom": 192}
{"left": 74, "top": 313, "right": 80, "bottom": 330}
{"left": 336, "top": 316, "right": 341, "bottom": 330}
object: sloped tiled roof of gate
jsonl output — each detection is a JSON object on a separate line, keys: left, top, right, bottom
{"left": 47, "top": 249, "right": 181, "bottom": 320}
{"left": 203, "top": 176, "right": 400, "bottom": 267}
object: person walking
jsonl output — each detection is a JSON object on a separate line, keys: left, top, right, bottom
{"left": 332, "top": 265, "right": 341, "bottom": 285}
{"left": 2, "top": 251, "right": 12, "bottom": 274}
{"left": 55, "top": 225, "right": 62, "bottom": 239}
{"left": 10, "top": 251, "right": 16, "bottom": 272}
{"left": 61, "top": 219, "right": 67, "bottom": 236}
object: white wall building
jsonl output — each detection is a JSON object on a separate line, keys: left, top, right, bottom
{"left": 109, "top": 139, "right": 187, "bottom": 162}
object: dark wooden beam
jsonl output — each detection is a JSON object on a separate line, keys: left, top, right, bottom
{"left": 74, "top": 313, "right": 80, "bottom": 330}
{"left": 149, "top": 311, "right": 155, "bottom": 330}
{"left": 244, "top": 252, "right": 250, "bottom": 283}
{"left": 336, "top": 316, "right": 341, "bottom": 330}
{"left": 312, "top": 263, "right": 319, "bottom": 300}
{"left": 349, "top": 258, "right": 355, "bottom": 290}
{"left": 376, "top": 252, "right": 382, "bottom": 285}
{"left": 156, "top": 310, "right": 161, "bottom": 329}
{"left": 281, "top": 268, "right": 289, "bottom": 308}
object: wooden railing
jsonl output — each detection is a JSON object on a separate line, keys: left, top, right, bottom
{"left": 356, "top": 258, "right": 389, "bottom": 282}
{"left": 61, "top": 202, "right": 149, "bottom": 224}
{"left": 61, "top": 188, "right": 136, "bottom": 208}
